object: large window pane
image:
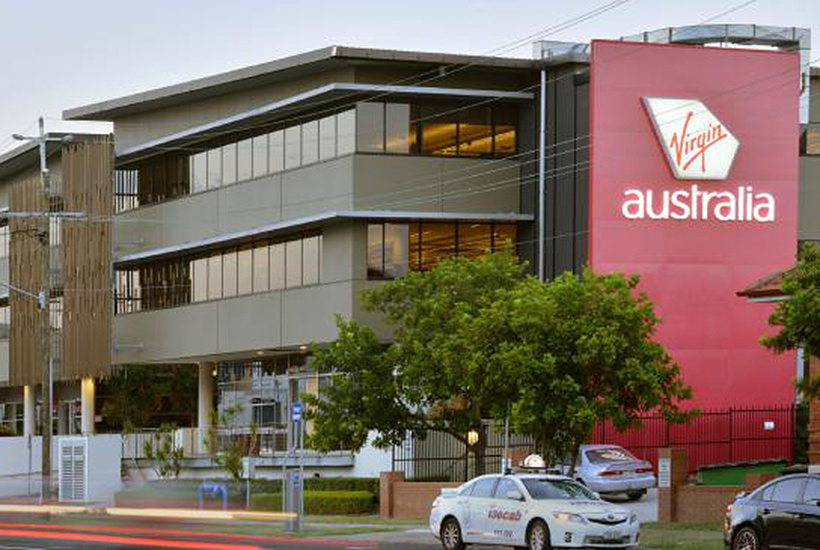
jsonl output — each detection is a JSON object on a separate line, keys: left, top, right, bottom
{"left": 459, "top": 223, "right": 492, "bottom": 258}
{"left": 285, "top": 239, "right": 303, "bottom": 288}
{"left": 303, "top": 236, "right": 320, "bottom": 286}
{"left": 193, "top": 257, "right": 208, "bottom": 302}
{"left": 222, "top": 143, "right": 237, "bottom": 185}
{"left": 319, "top": 115, "right": 336, "bottom": 160}
{"left": 384, "top": 223, "right": 409, "bottom": 278}
{"left": 223, "top": 249, "right": 237, "bottom": 298}
{"left": 409, "top": 222, "right": 421, "bottom": 271}
{"left": 459, "top": 107, "right": 493, "bottom": 157}
{"left": 270, "top": 242, "right": 285, "bottom": 290}
{"left": 207, "top": 148, "right": 223, "bottom": 188}
{"left": 367, "top": 223, "right": 384, "bottom": 278}
{"left": 269, "top": 131, "right": 284, "bottom": 173}
{"left": 237, "top": 246, "right": 253, "bottom": 295}
{"left": 492, "top": 223, "right": 517, "bottom": 252}
{"left": 494, "top": 104, "right": 518, "bottom": 157}
{"left": 420, "top": 222, "right": 456, "bottom": 270}
{"left": 237, "top": 138, "right": 253, "bottom": 181}
{"left": 253, "top": 243, "right": 269, "bottom": 292}
{"left": 253, "top": 134, "right": 268, "bottom": 178}
{"left": 356, "top": 103, "right": 384, "bottom": 153}
{"left": 208, "top": 254, "right": 222, "bottom": 300}
{"left": 337, "top": 110, "right": 356, "bottom": 156}
{"left": 421, "top": 107, "right": 457, "bottom": 156}
{"left": 285, "top": 126, "right": 301, "bottom": 170}
{"left": 191, "top": 152, "right": 208, "bottom": 193}
{"left": 385, "top": 104, "right": 411, "bottom": 154}
{"left": 302, "top": 120, "right": 319, "bottom": 165}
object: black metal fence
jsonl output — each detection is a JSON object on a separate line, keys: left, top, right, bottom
{"left": 392, "top": 405, "right": 803, "bottom": 481}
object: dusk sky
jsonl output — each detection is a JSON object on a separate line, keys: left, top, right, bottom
{"left": 1, "top": 0, "right": 817, "bottom": 154}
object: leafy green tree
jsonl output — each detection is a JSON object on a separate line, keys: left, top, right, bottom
{"left": 762, "top": 242, "right": 820, "bottom": 399}
{"left": 305, "top": 252, "right": 692, "bottom": 472}
{"left": 210, "top": 403, "right": 257, "bottom": 482}
{"left": 142, "top": 423, "right": 183, "bottom": 479}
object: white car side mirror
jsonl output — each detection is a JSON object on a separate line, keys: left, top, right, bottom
{"left": 505, "top": 489, "right": 524, "bottom": 501}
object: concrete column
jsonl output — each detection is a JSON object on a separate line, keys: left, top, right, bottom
{"left": 81, "top": 377, "right": 95, "bottom": 434}
{"left": 657, "top": 447, "right": 688, "bottom": 523}
{"left": 198, "top": 363, "right": 216, "bottom": 453}
{"left": 23, "top": 385, "right": 36, "bottom": 437}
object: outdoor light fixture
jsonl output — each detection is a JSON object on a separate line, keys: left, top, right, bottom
{"left": 467, "top": 430, "right": 479, "bottom": 446}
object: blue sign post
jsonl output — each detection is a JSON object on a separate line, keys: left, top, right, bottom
{"left": 292, "top": 402, "right": 302, "bottom": 422}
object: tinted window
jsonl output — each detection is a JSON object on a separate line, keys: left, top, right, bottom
{"left": 522, "top": 478, "right": 598, "bottom": 501}
{"left": 494, "top": 478, "right": 519, "bottom": 499}
{"left": 770, "top": 478, "right": 806, "bottom": 503}
{"left": 470, "top": 477, "right": 498, "bottom": 498}
{"left": 586, "top": 447, "right": 638, "bottom": 464}
{"left": 802, "top": 478, "right": 820, "bottom": 504}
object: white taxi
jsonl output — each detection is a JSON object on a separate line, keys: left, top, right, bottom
{"left": 429, "top": 473, "right": 639, "bottom": 549}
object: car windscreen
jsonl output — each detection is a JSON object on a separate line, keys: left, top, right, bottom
{"left": 522, "top": 478, "right": 598, "bottom": 500}
{"left": 585, "top": 447, "right": 638, "bottom": 464}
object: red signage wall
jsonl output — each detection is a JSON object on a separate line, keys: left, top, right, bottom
{"left": 589, "top": 40, "right": 800, "bottom": 409}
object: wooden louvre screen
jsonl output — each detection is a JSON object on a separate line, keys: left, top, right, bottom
{"left": 61, "top": 138, "right": 113, "bottom": 381}
{"left": 9, "top": 175, "right": 47, "bottom": 386}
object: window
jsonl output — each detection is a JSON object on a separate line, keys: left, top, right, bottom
{"left": 208, "top": 254, "right": 222, "bottom": 300}
{"left": 470, "top": 477, "right": 498, "bottom": 498}
{"left": 0, "top": 225, "right": 8, "bottom": 257}
{"left": 207, "top": 148, "right": 223, "bottom": 188}
{"left": 421, "top": 106, "right": 458, "bottom": 156}
{"left": 252, "top": 243, "right": 269, "bottom": 292}
{"left": 252, "top": 134, "right": 268, "bottom": 178}
{"left": 237, "top": 246, "right": 253, "bottom": 295}
{"left": 269, "top": 130, "right": 285, "bottom": 173}
{"left": 337, "top": 110, "right": 356, "bottom": 155}
{"left": 384, "top": 223, "right": 408, "bottom": 278}
{"left": 357, "top": 102, "right": 384, "bottom": 153}
{"left": 222, "top": 143, "right": 237, "bottom": 185}
{"left": 492, "top": 224, "right": 517, "bottom": 252}
{"left": 385, "top": 104, "right": 411, "bottom": 154}
{"left": 319, "top": 115, "right": 336, "bottom": 160}
{"left": 459, "top": 107, "right": 493, "bottom": 157}
{"left": 190, "top": 152, "right": 207, "bottom": 192}
{"left": 421, "top": 222, "right": 456, "bottom": 270}
{"left": 458, "top": 223, "right": 492, "bottom": 258}
{"left": 285, "top": 126, "right": 301, "bottom": 170}
{"left": 222, "top": 249, "right": 237, "bottom": 298}
{"left": 286, "top": 239, "right": 302, "bottom": 288}
{"left": 237, "top": 138, "right": 253, "bottom": 182}
{"left": 270, "top": 242, "right": 285, "bottom": 290}
{"left": 193, "top": 257, "right": 208, "bottom": 302}
{"left": 302, "top": 235, "right": 320, "bottom": 286}
{"left": 494, "top": 478, "right": 520, "bottom": 499}
{"left": 803, "top": 478, "right": 820, "bottom": 504}
{"left": 302, "top": 120, "right": 319, "bottom": 165}
{"left": 522, "top": 479, "right": 597, "bottom": 501}
{"left": 367, "top": 224, "right": 385, "bottom": 278}
{"left": 770, "top": 478, "right": 806, "bottom": 503}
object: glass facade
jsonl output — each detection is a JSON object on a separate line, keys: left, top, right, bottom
{"left": 115, "top": 232, "right": 322, "bottom": 314}
{"left": 114, "top": 100, "right": 518, "bottom": 212}
{"left": 367, "top": 221, "right": 516, "bottom": 278}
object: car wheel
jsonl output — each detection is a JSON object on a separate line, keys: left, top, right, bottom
{"left": 527, "top": 519, "right": 552, "bottom": 550}
{"left": 627, "top": 490, "right": 646, "bottom": 501}
{"left": 732, "top": 526, "right": 761, "bottom": 550}
{"left": 440, "top": 517, "right": 465, "bottom": 550}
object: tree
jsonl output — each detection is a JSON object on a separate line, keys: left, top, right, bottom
{"left": 142, "top": 423, "right": 184, "bottom": 479}
{"left": 305, "top": 252, "right": 692, "bottom": 471}
{"left": 762, "top": 242, "right": 820, "bottom": 399}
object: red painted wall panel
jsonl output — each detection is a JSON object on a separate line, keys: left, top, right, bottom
{"left": 589, "top": 41, "right": 800, "bottom": 408}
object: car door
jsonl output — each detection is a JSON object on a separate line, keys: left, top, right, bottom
{"left": 463, "top": 476, "right": 499, "bottom": 544}
{"left": 795, "top": 477, "right": 820, "bottom": 550}
{"left": 759, "top": 477, "right": 807, "bottom": 549}
{"left": 486, "top": 477, "right": 529, "bottom": 546}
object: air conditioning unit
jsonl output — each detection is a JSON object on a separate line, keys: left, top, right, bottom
{"left": 58, "top": 437, "right": 87, "bottom": 502}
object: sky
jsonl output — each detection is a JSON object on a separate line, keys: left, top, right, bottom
{"left": 1, "top": 0, "right": 818, "bottom": 155}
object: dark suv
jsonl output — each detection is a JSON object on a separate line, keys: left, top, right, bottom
{"left": 724, "top": 474, "right": 820, "bottom": 550}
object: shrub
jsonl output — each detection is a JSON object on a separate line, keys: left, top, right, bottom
{"left": 251, "top": 490, "right": 376, "bottom": 514}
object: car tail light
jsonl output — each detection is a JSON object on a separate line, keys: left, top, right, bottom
{"left": 637, "top": 468, "right": 653, "bottom": 474}
{"left": 601, "top": 470, "right": 623, "bottom": 476}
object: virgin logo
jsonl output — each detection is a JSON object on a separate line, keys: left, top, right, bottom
{"left": 643, "top": 98, "right": 739, "bottom": 180}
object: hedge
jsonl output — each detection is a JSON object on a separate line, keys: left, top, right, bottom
{"left": 251, "top": 490, "right": 376, "bottom": 514}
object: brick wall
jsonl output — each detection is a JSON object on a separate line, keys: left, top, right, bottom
{"left": 380, "top": 472, "right": 460, "bottom": 519}
{"left": 674, "top": 485, "right": 742, "bottom": 523}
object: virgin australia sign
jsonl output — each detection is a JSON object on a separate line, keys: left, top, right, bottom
{"left": 619, "top": 98, "right": 774, "bottom": 223}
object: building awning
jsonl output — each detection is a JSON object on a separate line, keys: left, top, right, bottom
{"left": 115, "top": 83, "right": 534, "bottom": 165}
{"left": 115, "top": 210, "right": 533, "bottom": 266}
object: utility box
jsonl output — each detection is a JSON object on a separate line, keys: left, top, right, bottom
{"left": 283, "top": 470, "right": 304, "bottom": 531}
{"left": 57, "top": 435, "right": 122, "bottom": 504}
{"left": 58, "top": 437, "right": 87, "bottom": 502}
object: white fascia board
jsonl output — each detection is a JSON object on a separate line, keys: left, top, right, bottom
{"left": 115, "top": 210, "right": 533, "bottom": 265}
{"left": 116, "top": 83, "right": 534, "bottom": 161}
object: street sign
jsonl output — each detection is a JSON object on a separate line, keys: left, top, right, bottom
{"left": 291, "top": 402, "right": 302, "bottom": 422}
{"left": 658, "top": 458, "right": 671, "bottom": 489}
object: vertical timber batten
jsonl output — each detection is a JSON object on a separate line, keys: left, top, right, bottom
{"left": 62, "top": 138, "right": 113, "bottom": 380}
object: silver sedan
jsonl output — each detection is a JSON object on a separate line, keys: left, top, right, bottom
{"left": 572, "top": 445, "right": 656, "bottom": 501}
